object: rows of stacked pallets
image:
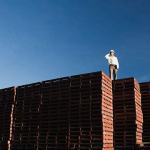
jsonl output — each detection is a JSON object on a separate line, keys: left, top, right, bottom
{"left": 39, "top": 71, "right": 114, "bottom": 150}
{"left": 0, "top": 87, "right": 16, "bottom": 150}
{"left": 9, "top": 71, "right": 114, "bottom": 150}
{"left": 140, "top": 82, "right": 150, "bottom": 150}
{"left": 113, "top": 78, "right": 143, "bottom": 150}
{"left": 1, "top": 71, "right": 149, "bottom": 150}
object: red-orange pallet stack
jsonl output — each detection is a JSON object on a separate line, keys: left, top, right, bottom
{"left": 1, "top": 71, "right": 150, "bottom": 150}
{"left": 113, "top": 78, "right": 143, "bottom": 150}
{"left": 10, "top": 71, "right": 114, "bottom": 150}
{"left": 140, "top": 82, "right": 150, "bottom": 150}
{"left": 76, "top": 71, "right": 114, "bottom": 150}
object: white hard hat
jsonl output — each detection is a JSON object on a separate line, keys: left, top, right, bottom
{"left": 110, "top": 49, "right": 115, "bottom": 53}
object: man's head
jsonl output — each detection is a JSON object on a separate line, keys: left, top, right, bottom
{"left": 110, "top": 49, "right": 115, "bottom": 56}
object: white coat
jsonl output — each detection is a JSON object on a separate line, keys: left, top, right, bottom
{"left": 105, "top": 53, "right": 119, "bottom": 69}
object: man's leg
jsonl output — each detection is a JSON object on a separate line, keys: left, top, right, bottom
{"left": 109, "top": 65, "right": 113, "bottom": 80}
{"left": 114, "top": 69, "right": 118, "bottom": 80}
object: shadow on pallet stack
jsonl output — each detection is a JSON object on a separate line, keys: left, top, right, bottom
{"left": 0, "top": 87, "right": 16, "bottom": 150}
{"left": 113, "top": 78, "right": 143, "bottom": 150}
{"left": 11, "top": 83, "right": 42, "bottom": 150}
{"left": 140, "top": 82, "right": 150, "bottom": 150}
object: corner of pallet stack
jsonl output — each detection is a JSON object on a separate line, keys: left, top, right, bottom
{"left": 100, "top": 71, "right": 111, "bottom": 80}
{"left": 100, "top": 71, "right": 114, "bottom": 150}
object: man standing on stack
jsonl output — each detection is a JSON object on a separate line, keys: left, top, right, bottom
{"left": 105, "top": 49, "right": 119, "bottom": 80}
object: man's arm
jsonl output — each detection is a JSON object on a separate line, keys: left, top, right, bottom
{"left": 105, "top": 53, "right": 110, "bottom": 59}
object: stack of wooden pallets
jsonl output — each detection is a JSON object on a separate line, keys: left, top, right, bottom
{"left": 140, "top": 82, "right": 150, "bottom": 150}
{"left": 1, "top": 71, "right": 150, "bottom": 150}
{"left": 10, "top": 71, "right": 114, "bottom": 150}
{"left": 69, "top": 72, "right": 114, "bottom": 150}
{"left": 90, "top": 72, "right": 114, "bottom": 150}
{"left": 113, "top": 78, "right": 143, "bottom": 150}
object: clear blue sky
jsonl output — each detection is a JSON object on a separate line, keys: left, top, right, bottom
{"left": 0, "top": 0, "right": 150, "bottom": 88}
